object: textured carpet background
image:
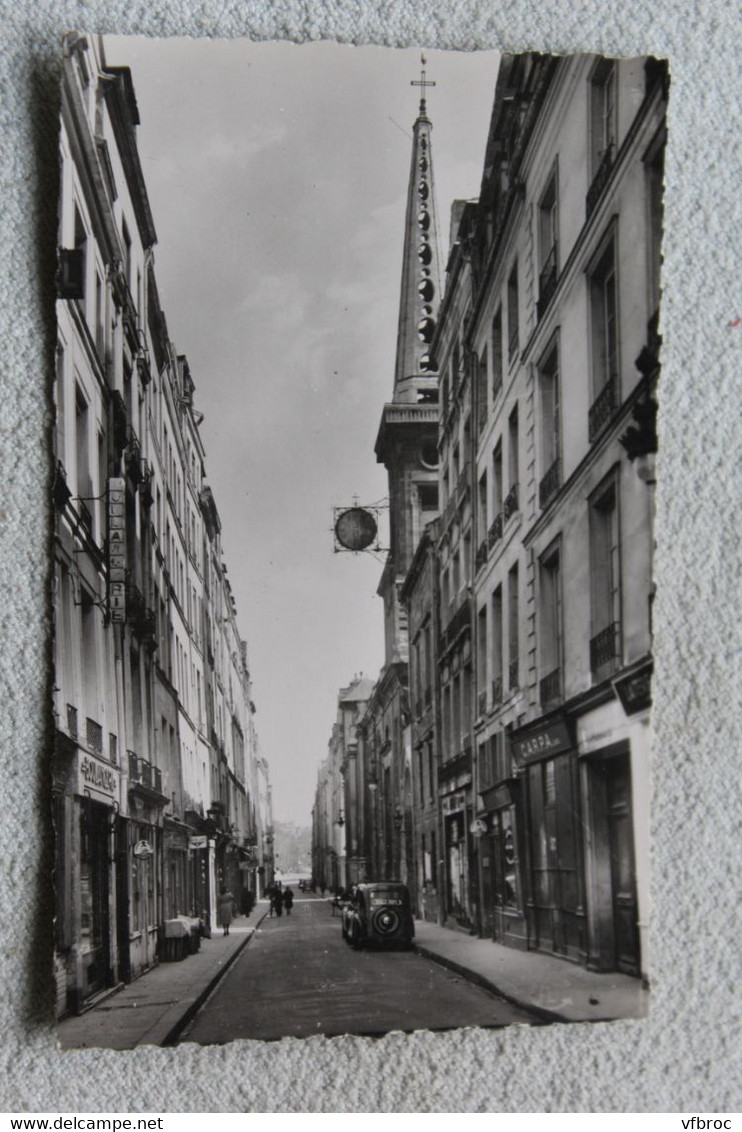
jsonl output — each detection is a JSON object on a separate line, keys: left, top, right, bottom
{"left": 0, "top": 0, "right": 740, "bottom": 1114}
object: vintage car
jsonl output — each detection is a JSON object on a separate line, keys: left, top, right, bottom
{"left": 341, "top": 882, "right": 415, "bottom": 950}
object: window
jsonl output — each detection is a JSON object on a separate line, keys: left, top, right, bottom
{"left": 539, "top": 344, "right": 561, "bottom": 508}
{"left": 75, "top": 384, "right": 91, "bottom": 501}
{"left": 538, "top": 170, "right": 559, "bottom": 318}
{"left": 508, "top": 562, "right": 519, "bottom": 691}
{"left": 476, "top": 347, "right": 488, "bottom": 436}
{"left": 477, "top": 605, "right": 488, "bottom": 715}
{"left": 588, "top": 232, "right": 620, "bottom": 440}
{"left": 122, "top": 218, "right": 132, "bottom": 289}
{"left": 507, "top": 261, "right": 519, "bottom": 361}
{"left": 95, "top": 269, "right": 105, "bottom": 359}
{"left": 589, "top": 476, "right": 621, "bottom": 678}
{"left": 491, "top": 307, "right": 503, "bottom": 400}
{"left": 492, "top": 586, "right": 503, "bottom": 704}
{"left": 539, "top": 541, "right": 563, "bottom": 704}
{"left": 477, "top": 470, "right": 488, "bottom": 534}
{"left": 591, "top": 61, "right": 617, "bottom": 177}
{"left": 506, "top": 405, "right": 519, "bottom": 519}
{"left": 647, "top": 138, "right": 665, "bottom": 322}
{"left": 588, "top": 60, "right": 617, "bottom": 215}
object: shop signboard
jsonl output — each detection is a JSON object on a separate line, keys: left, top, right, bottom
{"left": 76, "top": 748, "right": 120, "bottom": 803}
{"left": 188, "top": 835, "right": 207, "bottom": 850}
{"left": 510, "top": 719, "right": 571, "bottom": 766}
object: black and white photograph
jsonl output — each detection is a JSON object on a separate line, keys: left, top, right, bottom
{"left": 52, "top": 37, "right": 666, "bottom": 1049}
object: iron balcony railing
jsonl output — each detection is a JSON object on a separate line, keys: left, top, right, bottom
{"left": 539, "top": 458, "right": 560, "bottom": 509}
{"left": 537, "top": 245, "right": 558, "bottom": 320}
{"left": 588, "top": 374, "right": 618, "bottom": 441}
{"left": 587, "top": 143, "right": 615, "bottom": 218}
{"left": 503, "top": 482, "right": 519, "bottom": 522}
{"left": 509, "top": 658, "right": 519, "bottom": 692}
{"left": 126, "top": 425, "right": 143, "bottom": 484}
{"left": 127, "top": 750, "right": 163, "bottom": 794}
{"left": 590, "top": 622, "right": 621, "bottom": 673}
{"left": 475, "top": 539, "right": 488, "bottom": 571}
{"left": 86, "top": 717, "right": 103, "bottom": 754}
{"left": 540, "top": 667, "right": 562, "bottom": 705}
{"left": 126, "top": 581, "right": 157, "bottom": 644}
{"left": 491, "top": 676, "right": 503, "bottom": 706}
{"left": 488, "top": 512, "right": 503, "bottom": 549}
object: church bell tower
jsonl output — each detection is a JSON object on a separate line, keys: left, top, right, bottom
{"left": 375, "top": 56, "right": 443, "bottom": 666}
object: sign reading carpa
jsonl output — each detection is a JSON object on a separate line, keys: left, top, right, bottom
{"left": 335, "top": 507, "right": 377, "bottom": 551}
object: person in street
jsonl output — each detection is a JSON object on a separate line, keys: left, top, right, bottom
{"left": 217, "top": 885, "right": 235, "bottom": 936}
{"left": 271, "top": 886, "right": 283, "bottom": 917}
{"left": 283, "top": 886, "right": 294, "bottom": 916}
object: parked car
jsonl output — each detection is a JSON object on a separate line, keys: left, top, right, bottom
{"left": 342, "top": 882, "right": 415, "bottom": 950}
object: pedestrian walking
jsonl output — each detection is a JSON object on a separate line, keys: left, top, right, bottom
{"left": 217, "top": 886, "right": 235, "bottom": 936}
{"left": 270, "top": 886, "right": 283, "bottom": 917}
{"left": 283, "top": 886, "right": 294, "bottom": 916}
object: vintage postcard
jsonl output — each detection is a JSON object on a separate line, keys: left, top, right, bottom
{"left": 53, "top": 37, "right": 665, "bottom": 1047}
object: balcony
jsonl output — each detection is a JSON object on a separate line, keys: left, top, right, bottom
{"left": 456, "top": 465, "right": 471, "bottom": 501}
{"left": 139, "top": 460, "right": 154, "bottom": 509}
{"left": 125, "top": 425, "right": 143, "bottom": 484}
{"left": 53, "top": 462, "right": 72, "bottom": 510}
{"left": 110, "top": 389, "right": 128, "bottom": 454}
{"left": 128, "top": 751, "right": 163, "bottom": 795}
{"left": 503, "top": 482, "right": 519, "bottom": 522}
{"left": 488, "top": 512, "right": 503, "bottom": 550}
{"left": 589, "top": 374, "right": 618, "bottom": 442}
{"left": 475, "top": 539, "right": 488, "bottom": 571}
{"left": 586, "top": 144, "right": 614, "bottom": 218}
{"left": 85, "top": 717, "right": 103, "bottom": 754}
{"left": 537, "top": 246, "right": 558, "bottom": 320}
{"left": 540, "top": 667, "right": 562, "bottom": 705}
{"left": 126, "top": 581, "right": 157, "bottom": 645}
{"left": 539, "top": 458, "right": 560, "bottom": 509}
{"left": 508, "top": 658, "right": 519, "bottom": 692}
{"left": 66, "top": 704, "right": 78, "bottom": 739}
{"left": 590, "top": 622, "right": 621, "bottom": 675}
{"left": 491, "top": 676, "right": 503, "bottom": 707}
{"left": 76, "top": 499, "right": 94, "bottom": 542}
{"left": 477, "top": 689, "right": 488, "bottom": 717}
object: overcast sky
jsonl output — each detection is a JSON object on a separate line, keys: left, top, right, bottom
{"left": 103, "top": 37, "right": 499, "bottom": 827}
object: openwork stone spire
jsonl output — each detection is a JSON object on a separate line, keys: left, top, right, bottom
{"left": 392, "top": 54, "right": 443, "bottom": 403}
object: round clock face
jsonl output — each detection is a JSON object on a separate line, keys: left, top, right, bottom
{"left": 335, "top": 507, "right": 378, "bottom": 551}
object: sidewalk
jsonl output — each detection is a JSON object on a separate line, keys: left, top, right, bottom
{"left": 58, "top": 909, "right": 268, "bottom": 1050}
{"left": 413, "top": 920, "right": 649, "bottom": 1024}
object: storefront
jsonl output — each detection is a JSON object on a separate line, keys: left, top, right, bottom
{"left": 576, "top": 663, "right": 651, "bottom": 979}
{"left": 439, "top": 758, "right": 476, "bottom": 928}
{"left": 511, "top": 718, "right": 587, "bottom": 964}
{"left": 54, "top": 738, "right": 122, "bottom": 1015}
{"left": 479, "top": 778, "right": 528, "bottom": 950}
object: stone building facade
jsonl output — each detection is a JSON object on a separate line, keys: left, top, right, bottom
{"left": 53, "top": 34, "right": 271, "bottom": 1016}
{"left": 314, "top": 52, "right": 664, "bottom": 982}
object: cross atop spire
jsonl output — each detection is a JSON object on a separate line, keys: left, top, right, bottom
{"left": 410, "top": 52, "right": 436, "bottom": 118}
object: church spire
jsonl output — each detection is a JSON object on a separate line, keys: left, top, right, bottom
{"left": 391, "top": 54, "right": 443, "bottom": 403}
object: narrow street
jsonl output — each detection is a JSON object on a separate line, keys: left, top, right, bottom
{"left": 178, "top": 893, "right": 540, "bottom": 1043}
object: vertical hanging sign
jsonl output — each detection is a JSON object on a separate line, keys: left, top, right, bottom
{"left": 108, "top": 477, "right": 126, "bottom": 623}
